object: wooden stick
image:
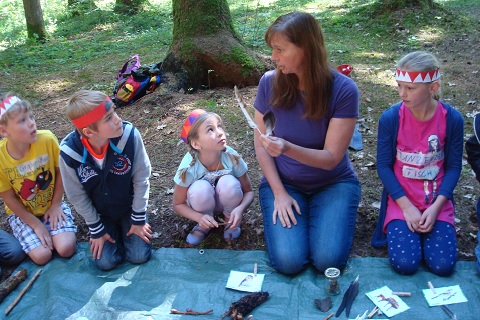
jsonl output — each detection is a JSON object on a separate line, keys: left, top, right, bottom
{"left": 170, "top": 308, "right": 213, "bottom": 315}
{"left": 392, "top": 291, "right": 411, "bottom": 297}
{"left": 427, "top": 281, "right": 436, "bottom": 294}
{"left": 324, "top": 312, "right": 335, "bottom": 320}
{"left": 5, "top": 269, "right": 42, "bottom": 316}
{"left": 254, "top": 263, "right": 258, "bottom": 277}
{"left": 0, "top": 269, "right": 27, "bottom": 303}
{"left": 367, "top": 306, "right": 379, "bottom": 318}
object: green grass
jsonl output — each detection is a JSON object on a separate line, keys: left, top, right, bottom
{"left": 0, "top": 0, "right": 478, "bottom": 102}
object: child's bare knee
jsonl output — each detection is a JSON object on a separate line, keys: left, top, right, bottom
{"left": 28, "top": 247, "right": 52, "bottom": 266}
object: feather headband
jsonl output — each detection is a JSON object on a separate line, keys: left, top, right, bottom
{"left": 71, "top": 96, "right": 114, "bottom": 129}
{"left": 0, "top": 96, "right": 22, "bottom": 119}
{"left": 395, "top": 68, "right": 441, "bottom": 83}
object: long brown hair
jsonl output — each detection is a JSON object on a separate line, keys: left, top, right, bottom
{"left": 265, "top": 11, "right": 333, "bottom": 120}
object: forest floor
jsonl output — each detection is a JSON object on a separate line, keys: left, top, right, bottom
{"left": 1, "top": 6, "right": 479, "bottom": 282}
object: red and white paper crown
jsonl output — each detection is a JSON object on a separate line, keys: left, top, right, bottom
{"left": 395, "top": 68, "right": 441, "bottom": 83}
{"left": 0, "top": 96, "right": 22, "bottom": 119}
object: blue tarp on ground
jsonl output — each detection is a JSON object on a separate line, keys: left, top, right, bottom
{"left": 0, "top": 243, "right": 479, "bottom": 319}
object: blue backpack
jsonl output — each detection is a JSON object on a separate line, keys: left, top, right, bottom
{"left": 113, "top": 55, "right": 162, "bottom": 107}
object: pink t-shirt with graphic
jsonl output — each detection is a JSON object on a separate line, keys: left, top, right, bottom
{"left": 384, "top": 101, "right": 455, "bottom": 229}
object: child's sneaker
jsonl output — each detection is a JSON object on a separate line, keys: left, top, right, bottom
{"left": 224, "top": 226, "right": 241, "bottom": 241}
{"left": 186, "top": 225, "right": 210, "bottom": 245}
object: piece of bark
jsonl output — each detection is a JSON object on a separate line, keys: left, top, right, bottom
{"left": 5, "top": 269, "right": 42, "bottom": 316}
{"left": 0, "top": 269, "right": 27, "bottom": 303}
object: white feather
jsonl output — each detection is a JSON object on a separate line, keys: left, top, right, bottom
{"left": 234, "top": 85, "right": 261, "bottom": 134}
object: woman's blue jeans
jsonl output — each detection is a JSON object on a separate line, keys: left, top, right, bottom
{"left": 259, "top": 178, "right": 361, "bottom": 275}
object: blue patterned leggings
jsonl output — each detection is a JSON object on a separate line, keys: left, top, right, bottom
{"left": 387, "top": 219, "right": 457, "bottom": 276}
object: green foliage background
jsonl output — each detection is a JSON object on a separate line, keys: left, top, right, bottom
{"left": 0, "top": 0, "right": 478, "bottom": 107}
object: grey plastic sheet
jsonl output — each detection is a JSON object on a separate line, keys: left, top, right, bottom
{"left": 0, "top": 244, "right": 478, "bottom": 319}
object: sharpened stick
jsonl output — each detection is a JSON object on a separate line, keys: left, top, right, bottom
{"left": 254, "top": 263, "right": 258, "bottom": 277}
{"left": 170, "top": 308, "right": 213, "bottom": 315}
{"left": 427, "top": 281, "right": 436, "bottom": 294}
{"left": 392, "top": 291, "right": 411, "bottom": 297}
{"left": 5, "top": 269, "right": 42, "bottom": 316}
{"left": 324, "top": 312, "right": 334, "bottom": 320}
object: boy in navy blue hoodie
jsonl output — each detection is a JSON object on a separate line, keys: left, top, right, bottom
{"left": 465, "top": 113, "right": 480, "bottom": 272}
{"left": 59, "top": 90, "right": 152, "bottom": 271}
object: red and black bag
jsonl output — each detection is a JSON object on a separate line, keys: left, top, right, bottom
{"left": 113, "top": 55, "right": 162, "bottom": 107}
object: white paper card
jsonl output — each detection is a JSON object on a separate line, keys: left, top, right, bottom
{"left": 226, "top": 270, "right": 265, "bottom": 292}
{"left": 422, "top": 285, "right": 468, "bottom": 306}
{"left": 366, "top": 286, "right": 410, "bottom": 318}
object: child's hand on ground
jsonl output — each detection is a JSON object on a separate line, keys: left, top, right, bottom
{"left": 33, "top": 223, "right": 53, "bottom": 250}
{"left": 90, "top": 233, "right": 115, "bottom": 259}
{"left": 198, "top": 214, "right": 218, "bottom": 230}
{"left": 127, "top": 223, "right": 153, "bottom": 244}
{"left": 43, "top": 203, "right": 67, "bottom": 231}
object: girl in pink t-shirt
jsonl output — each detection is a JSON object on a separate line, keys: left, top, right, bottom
{"left": 376, "top": 51, "right": 464, "bottom": 276}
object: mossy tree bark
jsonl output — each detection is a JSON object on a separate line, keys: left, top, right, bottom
{"left": 22, "top": 0, "right": 47, "bottom": 42}
{"left": 162, "top": 0, "right": 271, "bottom": 92}
{"left": 378, "top": 0, "right": 435, "bottom": 11}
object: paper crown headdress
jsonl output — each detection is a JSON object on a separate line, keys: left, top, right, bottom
{"left": 180, "top": 109, "right": 205, "bottom": 143}
{"left": 395, "top": 68, "right": 441, "bottom": 83}
{"left": 71, "top": 96, "right": 114, "bottom": 129}
{"left": 0, "top": 96, "right": 22, "bottom": 119}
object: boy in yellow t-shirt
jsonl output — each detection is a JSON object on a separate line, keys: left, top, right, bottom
{"left": 0, "top": 93, "right": 77, "bottom": 266}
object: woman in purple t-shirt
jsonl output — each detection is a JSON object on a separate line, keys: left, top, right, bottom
{"left": 253, "top": 11, "right": 361, "bottom": 275}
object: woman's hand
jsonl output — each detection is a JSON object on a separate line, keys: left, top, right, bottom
{"left": 273, "top": 191, "right": 301, "bottom": 228}
{"left": 259, "top": 135, "right": 286, "bottom": 157}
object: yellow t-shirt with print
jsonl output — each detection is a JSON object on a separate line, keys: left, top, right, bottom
{"left": 0, "top": 130, "right": 60, "bottom": 216}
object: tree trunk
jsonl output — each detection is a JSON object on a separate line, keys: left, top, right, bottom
{"left": 162, "top": 0, "right": 272, "bottom": 92}
{"left": 22, "top": 0, "right": 47, "bottom": 42}
{"left": 67, "top": 0, "right": 97, "bottom": 16}
{"left": 379, "top": 0, "right": 436, "bottom": 11}
{"left": 114, "top": 0, "right": 146, "bottom": 15}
